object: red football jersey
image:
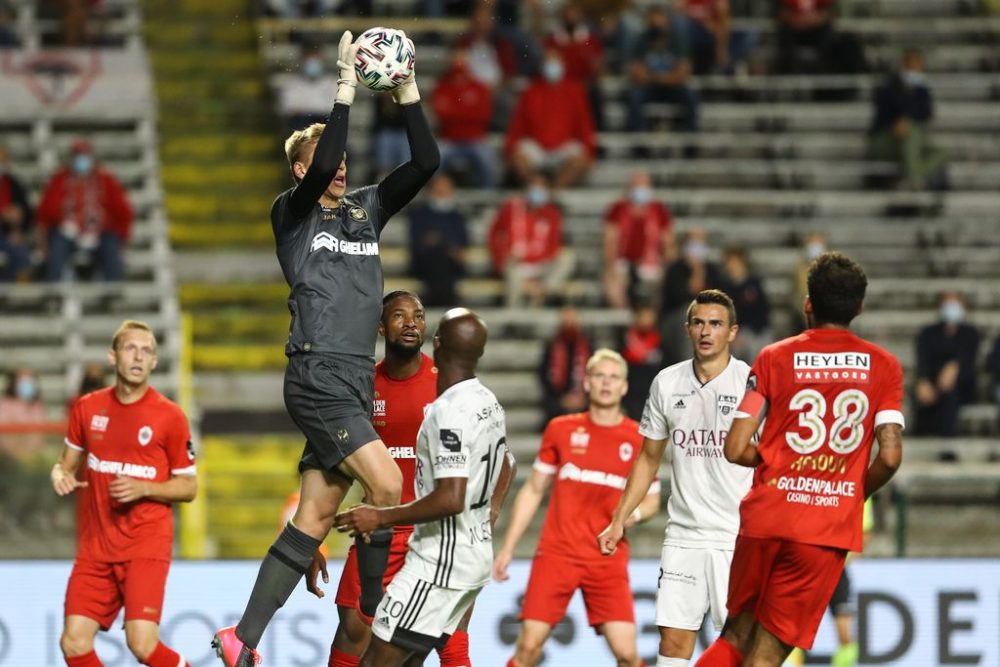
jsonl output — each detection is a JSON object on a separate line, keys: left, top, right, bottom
{"left": 65, "top": 386, "right": 194, "bottom": 562}
{"left": 735, "top": 329, "right": 904, "bottom": 552}
{"left": 373, "top": 354, "right": 438, "bottom": 534}
{"left": 534, "top": 413, "right": 656, "bottom": 563}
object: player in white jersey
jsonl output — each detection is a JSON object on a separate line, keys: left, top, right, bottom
{"left": 599, "top": 289, "right": 754, "bottom": 667}
{"left": 335, "top": 308, "right": 515, "bottom": 666}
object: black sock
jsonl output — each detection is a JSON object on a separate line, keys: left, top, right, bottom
{"left": 235, "top": 522, "right": 322, "bottom": 648}
{"left": 356, "top": 528, "right": 393, "bottom": 617}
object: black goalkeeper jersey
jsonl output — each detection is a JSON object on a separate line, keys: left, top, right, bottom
{"left": 271, "top": 101, "right": 439, "bottom": 359}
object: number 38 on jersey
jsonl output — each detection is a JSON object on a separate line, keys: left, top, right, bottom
{"left": 786, "top": 388, "right": 870, "bottom": 456}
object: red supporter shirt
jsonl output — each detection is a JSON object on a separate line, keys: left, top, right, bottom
{"left": 533, "top": 413, "right": 657, "bottom": 563}
{"left": 735, "top": 329, "right": 904, "bottom": 552}
{"left": 65, "top": 387, "right": 195, "bottom": 563}
{"left": 431, "top": 66, "right": 494, "bottom": 142}
{"left": 604, "top": 199, "right": 673, "bottom": 267}
{"left": 504, "top": 78, "right": 596, "bottom": 159}
{"left": 487, "top": 198, "right": 563, "bottom": 272}
{"left": 373, "top": 354, "right": 438, "bottom": 535}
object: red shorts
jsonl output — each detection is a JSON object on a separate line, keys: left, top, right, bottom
{"left": 64, "top": 558, "right": 170, "bottom": 630}
{"left": 726, "top": 535, "right": 846, "bottom": 649}
{"left": 520, "top": 550, "right": 634, "bottom": 629}
{"left": 334, "top": 530, "right": 411, "bottom": 610}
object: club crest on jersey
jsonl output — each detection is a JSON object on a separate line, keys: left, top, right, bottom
{"left": 138, "top": 426, "right": 153, "bottom": 446}
{"left": 90, "top": 415, "right": 109, "bottom": 432}
{"left": 349, "top": 206, "right": 368, "bottom": 221}
{"left": 718, "top": 394, "right": 738, "bottom": 416}
{"left": 619, "top": 442, "right": 634, "bottom": 461}
{"left": 570, "top": 428, "right": 590, "bottom": 451}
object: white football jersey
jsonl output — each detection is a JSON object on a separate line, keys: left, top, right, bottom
{"left": 406, "top": 378, "right": 507, "bottom": 590}
{"left": 640, "top": 356, "right": 753, "bottom": 549}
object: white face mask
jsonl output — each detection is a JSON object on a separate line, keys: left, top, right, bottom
{"left": 901, "top": 69, "right": 926, "bottom": 87}
{"left": 940, "top": 300, "right": 965, "bottom": 324}
{"left": 542, "top": 60, "right": 564, "bottom": 83}
{"left": 429, "top": 197, "right": 455, "bottom": 212}
{"left": 685, "top": 240, "right": 708, "bottom": 260}
{"left": 303, "top": 57, "right": 323, "bottom": 79}
{"left": 806, "top": 242, "right": 826, "bottom": 260}
{"left": 630, "top": 186, "right": 652, "bottom": 205}
{"left": 527, "top": 185, "right": 548, "bottom": 207}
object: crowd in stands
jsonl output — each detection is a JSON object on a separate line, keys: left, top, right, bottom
{"left": 0, "top": 139, "right": 133, "bottom": 284}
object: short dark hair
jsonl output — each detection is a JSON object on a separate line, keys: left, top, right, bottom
{"left": 807, "top": 252, "right": 867, "bottom": 326}
{"left": 381, "top": 290, "right": 422, "bottom": 323}
{"left": 686, "top": 289, "right": 737, "bottom": 326}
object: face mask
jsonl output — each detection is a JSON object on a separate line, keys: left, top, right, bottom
{"left": 16, "top": 377, "right": 38, "bottom": 402}
{"left": 901, "top": 69, "right": 925, "bottom": 87}
{"left": 303, "top": 57, "right": 323, "bottom": 79}
{"left": 72, "top": 154, "right": 94, "bottom": 175}
{"left": 940, "top": 300, "right": 965, "bottom": 324}
{"left": 630, "top": 186, "right": 652, "bottom": 205}
{"left": 685, "top": 240, "right": 708, "bottom": 261}
{"left": 429, "top": 197, "right": 455, "bottom": 212}
{"left": 527, "top": 186, "right": 548, "bottom": 207}
{"left": 542, "top": 60, "right": 564, "bottom": 83}
{"left": 806, "top": 242, "right": 826, "bottom": 260}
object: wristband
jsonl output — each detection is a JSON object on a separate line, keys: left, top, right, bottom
{"left": 631, "top": 507, "right": 642, "bottom": 524}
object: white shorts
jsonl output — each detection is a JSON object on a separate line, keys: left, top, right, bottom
{"left": 371, "top": 562, "right": 482, "bottom": 655}
{"left": 655, "top": 544, "right": 733, "bottom": 631}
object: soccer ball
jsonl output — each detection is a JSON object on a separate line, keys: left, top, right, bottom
{"left": 354, "top": 27, "right": 415, "bottom": 92}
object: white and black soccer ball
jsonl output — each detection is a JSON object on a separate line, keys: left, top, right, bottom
{"left": 354, "top": 27, "right": 415, "bottom": 92}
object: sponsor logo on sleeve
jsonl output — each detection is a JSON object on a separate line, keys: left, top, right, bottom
{"left": 440, "top": 429, "right": 462, "bottom": 453}
{"left": 186, "top": 440, "right": 196, "bottom": 461}
{"left": 746, "top": 373, "right": 758, "bottom": 391}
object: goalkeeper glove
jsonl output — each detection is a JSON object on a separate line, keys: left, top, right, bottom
{"left": 335, "top": 31, "right": 359, "bottom": 106}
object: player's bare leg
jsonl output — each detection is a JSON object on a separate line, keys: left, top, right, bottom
{"left": 125, "top": 619, "right": 188, "bottom": 666}
{"left": 600, "top": 621, "right": 642, "bottom": 667}
{"left": 359, "top": 635, "right": 419, "bottom": 667}
{"left": 338, "top": 439, "right": 403, "bottom": 619}
{"left": 741, "top": 623, "right": 793, "bottom": 667}
{"left": 510, "top": 619, "right": 553, "bottom": 666}
{"left": 332, "top": 605, "right": 372, "bottom": 659}
{"left": 659, "top": 626, "right": 698, "bottom": 661}
{"left": 696, "top": 613, "right": 752, "bottom": 665}
{"left": 60, "top": 615, "right": 100, "bottom": 659}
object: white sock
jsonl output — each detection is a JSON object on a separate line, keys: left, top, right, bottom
{"left": 657, "top": 656, "right": 689, "bottom": 667}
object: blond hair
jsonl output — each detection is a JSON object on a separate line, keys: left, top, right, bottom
{"left": 284, "top": 123, "right": 326, "bottom": 182}
{"left": 112, "top": 320, "right": 157, "bottom": 351}
{"left": 586, "top": 348, "right": 628, "bottom": 379}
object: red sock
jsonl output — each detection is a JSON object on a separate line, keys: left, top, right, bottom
{"left": 505, "top": 661, "right": 515, "bottom": 667}
{"left": 329, "top": 647, "right": 361, "bottom": 667}
{"left": 438, "top": 629, "right": 470, "bottom": 666}
{"left": 141, "top": 641, "right": 187, "bottom": 667}
{"left": 695, "top": 637, "right": 743, "bottom": 667}
{"left": 66, "top": 651, "right": 104, "bottom": 667}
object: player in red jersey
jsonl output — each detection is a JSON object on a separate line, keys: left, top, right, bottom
{"left": 306, "top": 290, "right": 500, "bottom": 666}
{"left": 696, "top": 253, "right": 905, "bottom": 667}
{"left": 51, "top": 320, "right": 197, "bottom": 667}
{"left": 494, "top": 349, "right": 661, "bottom": 667}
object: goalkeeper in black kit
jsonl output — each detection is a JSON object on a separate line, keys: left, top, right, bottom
{"left": 213, "top": 30, "right": 439, "bottom": 667}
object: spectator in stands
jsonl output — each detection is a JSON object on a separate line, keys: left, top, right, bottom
{"left": 505, "top": 48, "right": 596, "bottom": 189}
{"left": 987, "top": 335, "right": 1000, "bottom": 431}
{"left": 659, "top": 227, "right": 723, "bottom": 365}
{"left": 676, "top": 0, "right": 755, "bottom": 75}
{"left": 539, "top": 305, "right": 593, "bottom": 423}
{"left": 37, "top": 140, "right": 133, "bottom": 282}
{"left": 790, "top": 231, "right": 827, "bottom": 333}
{"left": 370, "top": 94, "right": 410, "bottom": 182}
{"left": 544, "top": 1, "right": 606, "bottom": 129}
{"left": 913, "top": 292, "right": 981, "bottom": 437}
{"left": 77, "top": 362, "right": 107, "bottom": 399}
{"left": 0, "top": 367, "right": 47, "bottom": 455}
{"left": 869, "top": 49, "right": 948, "bottom": 191}
{"left": 431, "top": 45, "right": 496, "bottom": 187}
{"left": 53, "top": 0, "right": 95, "bottom": 46}
{"left": 720, "top": 247, "right": 771, "bottom": 362}
{"left": 619, "top": 301, "right": 667, "bottom": 420}
{"left": 0, "top": 1, "right": 19, "bottom": 48}
{"left": 455, "top": 3, "right": 519, "bottom": 90}
{"left": 602, "top": 170, "right": 676, "bottom": 310}
{"left": 407, "top": 174, "right": 468, "bottom": 308}
{"left": 276, "top": 45, "right": 339, "bottom": 131}
{"left": 0, "top": 145, "right": 34, "bottom": 282}
{"left": 624, "top": 5, "right": 699, "bottom": 135}
{"left": 262, "top": 0, "right": 372, "bottom": 17}
{"left": 775, "top": 0, "right": 865, "bottom": 75}
{"left": 487, "top": 174, "right": 573, "bottom": 307}
{"left": 594, "top": 3, "right": 642, "bottom": 75}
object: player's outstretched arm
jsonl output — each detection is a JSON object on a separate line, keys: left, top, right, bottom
{"left": 724, "top": 416, "right": 762, "bottom": 468}
{"left": 493, "top": 468, "right": 552, "bottom": 582}
{"left": 109, "top": 473, "right": 197, "bottom": 504}
{"left": 864, "top": 423, "right": 903, "bottom": 498}
{"left": 334, "top": 477, "right": 467, "bottom": 540}
{"left": 51, "top": 445, "right": 87, "bottom": 496}
{"left": 599, "top": 436, "right": 665, "bottom": 555}
{"left": 286, "top": 32, "right": 357, "bottom": 219}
